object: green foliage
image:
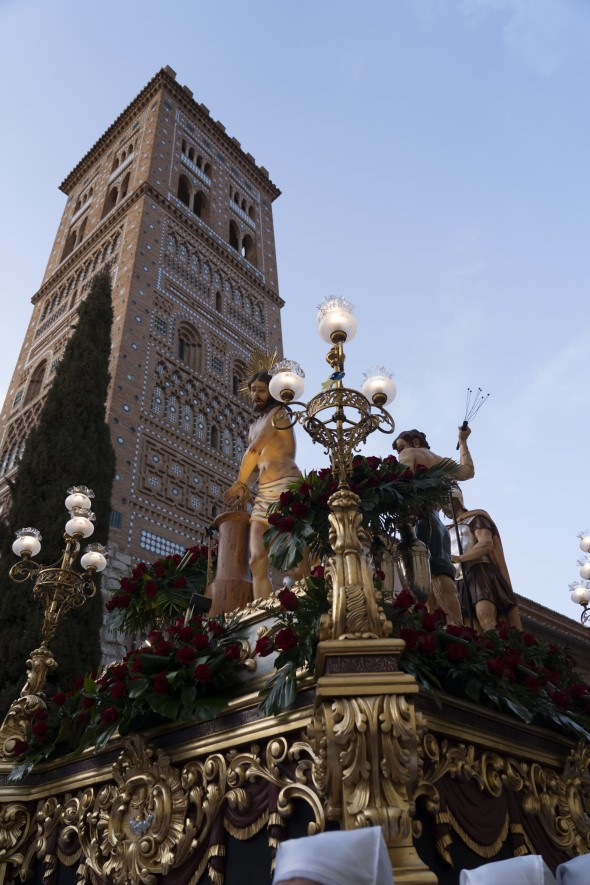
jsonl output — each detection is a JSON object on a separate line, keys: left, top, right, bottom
{"left": 263, "top": 456, "right": 458, "bottom": 571}
{"left": 9, "top": 614, "right": 246, "bottom": 780}
{"left": 0, "top": 272, "right": 115, "bottom": 713}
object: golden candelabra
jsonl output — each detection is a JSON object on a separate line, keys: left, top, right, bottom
{"left": 269, "top": 298, "right": 435, "bottom": 883}
{"left": 0, "top": 486, "right": 107, "bottom": 761}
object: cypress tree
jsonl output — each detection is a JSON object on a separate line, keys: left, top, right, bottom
{"left": 0, "top": 271, "right": 116, "bottom": 712}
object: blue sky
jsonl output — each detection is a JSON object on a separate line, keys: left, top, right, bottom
{"left": 0, "top": 0, "right": 588, "bottom": 619}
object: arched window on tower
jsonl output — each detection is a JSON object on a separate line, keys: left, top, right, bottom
{"left": 210, "top": 424, "right": 219, "bottom": 450}
{"left": 193, "top": 190, "right": 208, "bottom": 222}
{"left": 177, "top": 175, "right": 191, "bottom": 207}
{"left": 215, "top": 291, "right": 222, "bottom": 313}
{"left": 120, "top": 172, "right": 131, "bottom": 200}
{"left": 232, "top": 361, "right": 247, "bottom": 397}
{"left": 24, "top": 361, "right": 47, "bottom": 406}
{"left": 101, "top": 186, "right": 118, "bottom": 219}
{"left": 241, "top": 234, "right": 256, "bottom": 265}
{"left": 229, "top": 220, "right": 239, "bottom": 251}
{"left": 61, "top": 228, "right": 78, "bottom": 262}
{"left": 177, "top": 322, "right": 202, "bottom": 372}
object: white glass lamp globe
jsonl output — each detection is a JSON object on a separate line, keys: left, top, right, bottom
{"left": 12, "top": 529, "right": 41, "bottom": 557}
{"left": 81, "top": 549, "right": 107, "bottom": 572}
{"left": 65, "top": 516, "right": 95, "bottom": 539}
{"left": 571, "top": 586, "right": 590, "bottom": 605}
{"left": 361, "top": 369, "right": 397, "bottom": 407}
{"left": 316, "top": 297, "right": 358, "bottom": 343}
{"left": 579, "top": 563, "right": 590, "bottom": 581}
{"left": 580, "top": 535, "right": 590, "bottom": 554}
{"left": 65, "top": 491, "right": 92, "bottom": 512}
{"left": 269, "top": 371, "right": 305, "bottom": 403}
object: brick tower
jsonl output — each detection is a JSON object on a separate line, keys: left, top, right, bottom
{"left": 0, "top": 66, "right": 284, "bottom": 572}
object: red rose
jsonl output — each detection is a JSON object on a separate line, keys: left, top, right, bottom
{"left": 173, "top": 576, "right": 187, "bottom": 588}
{"left": 148, "top": 630, "right": 163, "bottom": 645}
{"left": 540, "top": 668, "right": 561, "bottom": 685}
{"left": 291, "top": 502, "right": 310, "bottom": 519}
{"left": 445, "top": 643, "right": 468, "bottom": 662}
{"left": 317, "top": 468, "right": 332, "bottom": 480}
{"left": 373, "top": 569, "right": 386, "bottom": 582}
{"left": 278, "top": 589, "right": 299, "bottom": 611}
{"left": 414, "top": 464, "right": 428, "bottom": 476}
{"left": 298, "top": 482, "right": 313, "bottom": 497}
{"left": 154, "top": 641, "right": 173, "bottom": 656}
{"left": 120, "top": 576, "right": 135, "bottom": 592}
{"left": 399, "top": 628, "right": 419, "bottom": 652}
{"left": 34, "top": 708, "right": 48, "bottom": 721}
{"left": 110, "top": 681, "right": 127, "bottom": 699}
{"left": 82, "top": 696, "right": 96, "bottom": 708}
{"left": 524, "top": 675, "right": 541, "bottom": 694}
{"left": 570, "top": 684, "right": 590, "bottom": 699}
{"left": 522, "top": 632, "right": 538, "bottom": 648}
{"left": 497, "top": 623, "right": 510, "bottom": 640}
{"left": 154, "top": 671, "right": 169, "bottom": 694}
{"left": 267, "top": 512, "right": 283, "bottom": 527}
{"left": 130, "top": 656, "right": 143, "bottom": 674}
{"left": 487, "top": 658, "right": 505, "bottom": 678}
{"left": 208, "top": 620, "right": 225, "bottom": 638}
{"left": 401, "top": 468, "right": 414, "bottom": 481}
{"left": 255, "top": 635, "right": 274, "bottom": 657}
{"left": 224, "top": 643, "right": 241, "bottom": 661}
{"left": 106, "top": 593, "right": 131, "bottom": 611}
{"left": 144, "top": 581, "right": 158, "bottom": 598}
{"left": 277, "top": 516, "right": 295, "bottom": 533}
{"left": 32, "top": 720, "right": 49, "bottom": 739}
{"left": 74, "top": 676, "right": 85, "bottom": 689}
{"left": 101, "top": 707, "right": 118, "bottom": 725}
{"left": 176, "top": 646, "right": 196, "bottom": 664}
{"left": 193, "top": 633, "right": 210, "bottom": 650}
{"left": 52, "top": 691, "right": 67, "bottom": 706}
{"left": 194, "top": 664, "right": 212, "bottom": 683}
{"left": 446, "top": 624, "right": 476, "bottom": 641}
{"left": 275, "top": 627, "right": 299, "bottom": 651}
{"left": 550, "top": 690, "right": 570, "bottom": 709}
{"left": 280, "top": 490, "right": 295, "bottom": 506}
{"left": 311, "top": 564, "right": 325, "bottom": 579}
{"left": 153, "top": 563, "right": 166, "bottom": 577}
{"left": 503, "top": 650, "right": 521, "bottom": 667}
{"left": 111, "top": 663, "right": 128, "bottom": 680}
{"left": 422, "top": 612, "right": 441, "bottom": 632}
{"left": 393, "top": 589, "right": 414, "bottom": 610}
{"left": 133, "top": 561, "right": 147, "bottom": 578}
{"left": 366, "top": 456, "right": 380, "bottom": 469}
{"left": 11, "top": 739, "right": 27, "bottom": 755}
{"left": 174, "top": 626, "right": 194, "bottom": 643}
{"left": 418, "top": 634, "right": 437, "bottom": 655}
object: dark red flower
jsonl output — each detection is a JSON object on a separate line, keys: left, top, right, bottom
{"left": 523, "top": 676, "right": 541, "bottom": 694}
{"left": 422, "top": 612, "right": 442, "bottom": 632}
{"left": 418, "top": 634, "right": 437, "bottom": 655}
{"left": 298, "top": 482, "right": 313, "bottom": 497}
{"left": 446, "top": 624, "right": 477, "bottom": 641}
{"left": 133, "top": 561, "right": 147, "bottom": 578}
{"left": 176, "top": 646, "right": 196, "bottom": 664}
{"left": 52, "top": 691, "right": 67, "bottom": 706}
{"left": 32, "top": 720, "right": 48, "bottom": 739}
{"left": 82, "top": 696, "right": 96, "bottom": 709}
{"left": 34, "top": 708, "right": 48, "bottom": 721}
{"left": 11, "top": 739, "right": 27, "bottom": 755}
{"left": 278, "top": 589, "right": 299, "bottom": 611}
{"left": 147, "top": 630, "right": 163, "bottom": 645}
{"left": 154, "top": 641, "right": 173, "bottom": 656}
{"left": 130, "top": 656, "right": 143, "bottom": 674}
{"left": 317, "top": 468, "right": 332, "bottom": 480}
{"left": 540, "top": 668, "right": 561, "bottom": 685}
{"left": 373, "top": 569, "right": 386, "bottom": 582}
{"left": 522, "top": 632, "right": 538, "bottom": 648}
{"left": 144, "top": 581, "right": 158, "bottom": 598}
{"left": 487, "top": 658, "right": 505, "bottom": 678}
{"left": 193, "top": 633, "right": 210, "bottom": 650}
{"left": 110, "top": 681, "right": 127, "bottom": 699}
{"left": 209, "top": 620, "right": 225, "bottom": 638}
{"left": 311, "top": 564, "right": 325, "bottom": 579}
{"left": 173, "top": 575, "right": 187, "bottom": 588}
{"left": 275, "top": 627, "right": 299, "bottom": 651}
{"left": 550, "top": 690, "right": 570, "bottom": 709}
{"left": 570, "top": 684, "right": 590, "bottom": 699}
{"left": 194, "top": 664, "right": 212, "bottom": 683}
{"left": 445, "top": 643, "right": 468, "bottom": 662}
{"left": 154, "top": 671, "right": 169, "bottom": 694}
{"left": 393, "top": 589, "right": 414, "bottom": 610}
{"left": 277, "top": 516, "right": 295, "bottom": 533}
{"left": 401, "top": 468, "right": 414, "bottom": 481}
{"left": 101, "top": 707, "right": 118, "bottom": 725}
{"left": 503, "top": 650, "right": 521, "bottom": 667}
{"left": 174, "top": 626, "right": 194, "bottom": 643}
{"left": 74, "top": 676, "right": 85, "bottom": 690}
{"left": 153, "top": 563, "right": 166, "bottom": 578}
{"left": 399, "top": 628, "right": 419, "bottom": 651}
{"left": 224, "top": 643, "right": 241, "bottom": 661}
{"left": 291, "top": 502, "right": 310, "bottom": 519}
{"left": 279, "top": 490, "right": 295, "bottom": 506}
{"left": 106, "top": 593, "right": 131, "bottom": 611}
{"left": 255, "top": 635, "right": 274, "bottom": 657}
{"left": 366, "top": 456, "right": 380, "bottom": 470}
{"left": 267, "top": 512, "right": 283, "bottom": 527}
{"left": 111, "top": 663, "right": 128, "bottom": 680}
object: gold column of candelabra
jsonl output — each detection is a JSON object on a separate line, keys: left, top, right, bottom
{"left": 269, "top": 298, "right": 436, "bottom": 884}
{"left": 569, "top": 531, "right": 590, "bottom": 626}
{"left": 0, "top": 486, "right": 108, "bottom": 762}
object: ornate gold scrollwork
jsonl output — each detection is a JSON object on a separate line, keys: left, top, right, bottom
{"left": 0, "top": 645, "right": 57, "bottom": 760}
{"left": 418, "top": 733, "right": 590, "bottom": 862}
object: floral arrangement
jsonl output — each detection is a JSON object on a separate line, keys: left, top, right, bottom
{"left": 105, "top": 545, "right": 214, "bottom": 635}
{"left": 10, "top": 613, "right": 245, "bottom": 781}
{"left": 264, "top": 455, "right": 458, "bottom": 571}
{"left": 256, "top": 576, "right": 590, "bottom": 741}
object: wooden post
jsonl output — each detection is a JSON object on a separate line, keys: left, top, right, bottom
{"left": 205, "top": 510, "right": 252, "bottom": 616}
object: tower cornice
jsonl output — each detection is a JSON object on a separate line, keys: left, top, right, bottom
{"left": 59, "top": 68, "right": 281, "bottom": 201}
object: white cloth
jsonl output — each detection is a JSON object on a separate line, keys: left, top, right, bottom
{"left": 272, "top": 827, "right": 394, "bottom": 885}
{"left": 460, "top": 856, "right": 556, "bottom": 885}
{"left": 556, "top": 855, "right": 590, "bottom": 884}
